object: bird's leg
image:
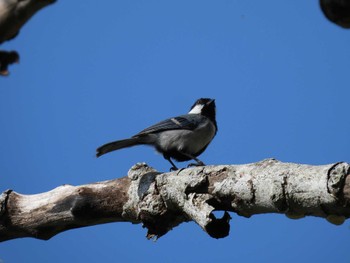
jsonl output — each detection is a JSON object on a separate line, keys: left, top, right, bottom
{"left": 179, "top": 152, "right": 206, "bottom": 167}
{"left": 163, "top": 155, "right": 178, "bottom": 171}
{"left": 187, "top": 159, "right": 205, "bottom": 167}
{"left": 176, "top": 168, "right": 186, "bottom": 175}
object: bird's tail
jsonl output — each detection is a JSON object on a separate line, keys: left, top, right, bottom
{"left": 96, "top": 137, "right": 143, "bottom": 157}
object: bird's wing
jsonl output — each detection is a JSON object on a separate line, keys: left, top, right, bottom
{"left": 134, "top": 115, "right": 198, "bottom": 136}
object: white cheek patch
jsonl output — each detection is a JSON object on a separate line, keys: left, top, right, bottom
{"left": 188, "top": 104, "right": 204, "bottom": 114}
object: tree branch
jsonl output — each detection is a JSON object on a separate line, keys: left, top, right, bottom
{"left": 0, "top": 0, "right": 56, "bottom": 44}
{"left": 1, "top": 159, "right": 349, "bottom": 242}
{"left": 0, "top": 0, "right": 56, "bottom": 75}
{"left": 320, "top": 0, "right": 350, "bottom": 28}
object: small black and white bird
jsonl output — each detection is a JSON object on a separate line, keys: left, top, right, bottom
{"left": 96, "top": 98, "right": 217, "bottom": 170}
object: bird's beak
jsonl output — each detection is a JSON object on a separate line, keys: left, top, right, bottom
{"left": 208, "top": 99, "right": 215, "bottom": 105}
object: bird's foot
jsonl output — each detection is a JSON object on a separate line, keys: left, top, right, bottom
{"left": 187, "top": 161, "right": 205, "bottom": 168}
{"left": 170, "top": 166, "right": 179, "bottom": 172}
{"left": 176, "top": 168, "right": 186, "bottom": 175}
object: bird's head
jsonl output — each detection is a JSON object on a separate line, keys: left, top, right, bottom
{"left": 188, "top": 98, "right": 216, "bottom": 122}
{"left": 189, "top": 98, "right": 215, "bottom": 114}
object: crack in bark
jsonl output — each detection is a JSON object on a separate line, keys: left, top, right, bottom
{"left": 248, "top": 179, "right": 256, "bottom": 205}
{"left": 281, "top": 174, "right": 289, "bottom": 212}
{"left": 327, "top": 162, "right": 349, "bottom": 199}
{"left": 0, "top": 190, "right": 12, "bottom": 219}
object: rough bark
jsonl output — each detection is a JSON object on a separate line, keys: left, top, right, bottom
{"left": 0, "top": 159, "right": 349, "bottom": 242}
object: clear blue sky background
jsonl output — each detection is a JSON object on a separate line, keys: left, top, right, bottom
{"left": 1, "top": 1, "right": 350, "bottom": 262}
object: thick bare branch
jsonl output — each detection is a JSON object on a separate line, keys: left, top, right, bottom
{"left": 0, "top": 0, "right": 55, "bottom": 75}
{"left": 0, "top": 0, "right": 56, "bottom": 44}
{"left": 1, "top": 159, "right": 349, "bottom": 242}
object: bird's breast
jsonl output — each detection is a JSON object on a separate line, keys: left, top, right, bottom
{"left": 156, "top": 120, "right": 216, "bottom": 156}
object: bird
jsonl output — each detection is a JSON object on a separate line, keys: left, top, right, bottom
{"left": 96, "top": 98, "right": 217, "bottom": 171}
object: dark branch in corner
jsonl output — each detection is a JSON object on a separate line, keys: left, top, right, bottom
{"left": 320, "top": 0, "right": 350, "bottom": 28}
{"left": 0, "top": 51, "right": 19, "bottom": 76}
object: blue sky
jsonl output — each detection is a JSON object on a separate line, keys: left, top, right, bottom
{"left": 1, "top": 1, "right": 350, "bottom": 262}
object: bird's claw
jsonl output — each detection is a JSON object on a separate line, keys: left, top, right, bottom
{"left": 176, "top": 168, "right": 185, "bottom": 175}
{"left": 187, "top": 161, "right": 205, "bottom": 168}
{"left": 170, "top": 166, "right": 179, "bottom": 172}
